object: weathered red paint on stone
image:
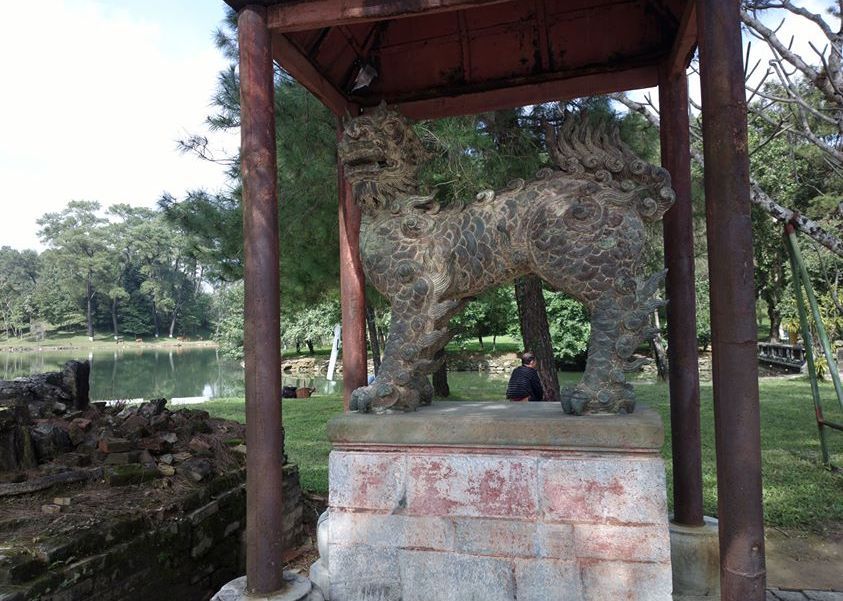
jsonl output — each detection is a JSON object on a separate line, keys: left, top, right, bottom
{"left": 330, "top": 510, "right": 455, "bottom": 551}
{"left": 323, "top": 406, "right": 672, "bottom": 599}
{"left": 406, "top": 455, "right": 538, "bottom": 518}
{"left": 329, "top": 451, "right": 406, "bottom": 511}
{"left": 574, "top": 524, "right": 670, "bottom": 563}
{"left": 540, "top": 457, "right": 667, "bottom": 525}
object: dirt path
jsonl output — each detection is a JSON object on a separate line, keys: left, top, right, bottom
{"left": 767, "top": 528, "right": 843, "bottom": 590}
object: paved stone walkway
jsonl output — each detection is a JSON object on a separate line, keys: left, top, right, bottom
{"left": 681, "top": 591, "right": 843, "bottom": 600}
{"left": 767, "top": 589, "right": 843, "bottom": 600}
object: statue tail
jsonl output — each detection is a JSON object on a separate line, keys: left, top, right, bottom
{"left": 546, "top": 115, "right": 675, "bottom": 222}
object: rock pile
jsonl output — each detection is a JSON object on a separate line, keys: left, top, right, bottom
{"left": 1, "top": 399, "right": 246, "bottom": 499}
{"left": 0, "top": 362, "right": 306, "bottom": 601}
{"left": 0, "top": 361, "right": 246, "bottom": 499}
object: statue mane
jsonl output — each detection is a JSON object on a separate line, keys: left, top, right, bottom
{"left": 339, "top": 106, "right": 673, "bottom": 222}
{"left": 338, "top": 104, "right": 427, "bottom": 214}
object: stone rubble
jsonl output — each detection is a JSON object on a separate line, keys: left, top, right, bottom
{"left": 0, "top": 362, "right": 307, "bottom": 601}
{"left": 1, "top": 392, "right": 246, "bottom": 491}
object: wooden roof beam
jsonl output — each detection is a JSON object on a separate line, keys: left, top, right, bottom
{"left": 394, "top": 65, "right": 659, "bottom": 119}
{"left": 272, "top": 33, "right": 350, "bottom": 114}
{"left": 664, "top": 0, "right": 697, "bottom": 78}
{"left": 267, "top": 0, "right": 514, "bottom": 32}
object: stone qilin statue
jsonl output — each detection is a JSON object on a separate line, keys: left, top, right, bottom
{"left": 338, "top": 105, "right": 674, "bottom": 415}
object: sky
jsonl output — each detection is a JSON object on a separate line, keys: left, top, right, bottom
{"left": 628, "top": 0, "right": 835, "bottom": 114}
{"left": 0, "top": 0, "right": 238, "bottom": 251}
{"left": 0, "top": 1, "right": 835, "bottom": 252}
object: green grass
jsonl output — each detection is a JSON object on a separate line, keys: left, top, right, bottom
{"left": 444, "top": 335, "right": 523, "bottom": 354}
{"left": 0, "top": 330, "right": 215, "bottom": 351}
{"left": 650, "top": 378, "right": 843, "bottom": 533}
{"left": 201, "top": 397, "right": 343, "bottom": 493}
{"left": 198, "top": 375, "right": 843, "bottom": 532}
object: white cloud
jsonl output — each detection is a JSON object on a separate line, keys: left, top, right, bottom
{"left": 0, "top": 0, "right": 239, "bottom": 251}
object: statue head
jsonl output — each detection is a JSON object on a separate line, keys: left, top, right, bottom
{"left": 338, "top": 103, "right": 428, "bottom": 212}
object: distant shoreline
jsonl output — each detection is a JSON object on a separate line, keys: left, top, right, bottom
{"left": 1, "top": 339, "right": 219, "bottom": 353}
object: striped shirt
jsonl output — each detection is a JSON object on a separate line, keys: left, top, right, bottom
{"left": 505, "top": 366, "right": 544, "bottom": 401}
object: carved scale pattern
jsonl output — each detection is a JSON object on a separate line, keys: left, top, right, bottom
{"left": 337, "top": 105, "right": 674, "bottom": 414}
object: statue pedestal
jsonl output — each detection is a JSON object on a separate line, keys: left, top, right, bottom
{"left": 312, "top": 401, "right": 673, "bottom": 601}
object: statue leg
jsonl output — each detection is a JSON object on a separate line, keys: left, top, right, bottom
{"left": 350, "top": 285, "right": 462, "bottom": 413}
{"left": 561, "top": 271, "right": 666, "bottom": 415}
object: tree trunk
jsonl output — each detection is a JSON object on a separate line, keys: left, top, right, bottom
{"left": 152, "top": 301, "right": 160, "bottom": 338}
{"left": 111, "top": 298, "right": 119, "bottom": 338}
{"left": 306, "top": 339, "right": 314, "bottom": 354}
{"left": 514, "top": 276, "right": 560, "bottom": 402}
{"left": 477, "top": 335, "right": 484, "bottom": 350}
{"left": 295, "top": 341, "right": 301, "bottom": 354}
{"left": 366, "top": 303, "right": 381, "bottom": 376}
{"left": 492, "top": 335, "right": 497, "bottom": 351}
{"left": 650, "top": 312, "right": 668, "bottom": 382}
{"left": 767, "top": 301, "right": 782, "bottom": 343}
{"left": 432, "top": 349, "right": 450, "bottom": 397}
{"left": 86, "top": 273, "right": 94, "bottom": 340}
{"left": 169, "top": 313, "right": 177, "bottom": 338}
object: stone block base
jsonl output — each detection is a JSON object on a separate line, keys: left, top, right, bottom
{"left": 314, "top": 401, "right": 673, "bottom": 601}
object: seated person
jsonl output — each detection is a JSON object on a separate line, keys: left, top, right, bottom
{"left": 505, "top": 351, "right": 544, "bottom": 402}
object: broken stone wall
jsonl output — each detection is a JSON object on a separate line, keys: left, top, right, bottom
{"left": 0, "top": 361, "right": 306, "bottom": 601}
{"left": 0, "top": 466, "right": 304, "bottom": 601}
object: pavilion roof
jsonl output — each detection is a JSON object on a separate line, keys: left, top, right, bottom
{"left": 224, "top": 0, "right": 696, "bottom": 119}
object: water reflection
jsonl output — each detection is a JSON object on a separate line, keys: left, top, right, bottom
{"left": 1, "top": 348, "right": 586, "bottom": 403}
{"left": 1, "top": 348, "right": 252, "bottom": 402}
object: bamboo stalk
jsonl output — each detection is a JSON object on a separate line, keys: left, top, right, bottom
{"left": 786, "top": 229, "right": 830, "bottom": 465}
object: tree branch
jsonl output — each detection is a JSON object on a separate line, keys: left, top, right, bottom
{"left": 740, "top": 6, "right": 840, "bottom": 106}
{"left": 610, "top": 92, "right": 843, "bottom": 259}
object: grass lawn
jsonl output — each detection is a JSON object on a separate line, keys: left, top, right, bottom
{"left": 0, "top": 330, "right": 215, "bottom": 351}
{"left": 444, "top": 334, "right": 523, "bottom": 354}
{"left": 199, "top": 375, "right": 843, "bottom": 533}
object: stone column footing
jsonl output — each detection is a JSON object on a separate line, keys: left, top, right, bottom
{"left": 670, "top": 516, "right": 720, "bottom": 598}
{"left": 212, "top": 572, "right": 316, "bottom": 601}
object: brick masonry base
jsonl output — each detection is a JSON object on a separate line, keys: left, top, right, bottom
{"left": 314, "top": 402, "right": 673, "bottom": 601}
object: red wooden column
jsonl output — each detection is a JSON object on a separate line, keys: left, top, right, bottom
{"left": 337, "top": 120, "right": 367, "bottom": 411}
{"left": 239, "top": 5, "right": 285, "bottom": 595}
{"left": 658, "top": 69, "right": 704, "bottom": 527}
{"left": 697, "top": 1, "right": 766, "bottom": 599}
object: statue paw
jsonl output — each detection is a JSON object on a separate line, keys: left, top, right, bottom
{"left": 561, "top": 383, "right": 635, "bottom": 415}
{"left": 351, "top": 378, "right": 427, "bottom": 413}
{"left": 560, "top": 387, "right": 590, "bottom": 415}
{"left": 350, "top": 381, "right": 404, "bottom": 413}
{"left": 350, "top": 386, "right": 374, "bottom": 413}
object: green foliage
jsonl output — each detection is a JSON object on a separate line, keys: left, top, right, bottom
{"left": 746, "top": 76, "right": 843, "bottom": 341}
{"left": 214, "top": 282, "right": 245, "bottom": 359}
{"left": 695, "top": 270, "right": 712, "bottom": 351}
{"left": 0, "top": 247, "right": 39, "bottom": 338}
{"left": 0, "top": 200, "right": 215, "bottom": 342}
{"left": 164, "top": 12, "right": 341, "bottom": 306}
{"left": 282, "top": 297, "right": 341, "bottom": 352}
{"left": 544, "top": 291, "right": 591, "bottom": 363}
{"left": 450, "top": 286, "right": 516, "bottom": 349}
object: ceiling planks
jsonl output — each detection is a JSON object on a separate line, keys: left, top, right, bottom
{"left": 225, "top": 0, "right": 695, "bottom": 117}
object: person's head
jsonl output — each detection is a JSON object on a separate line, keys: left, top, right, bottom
{"left": 521, "top": 352, "right": 536, "bottom": 367}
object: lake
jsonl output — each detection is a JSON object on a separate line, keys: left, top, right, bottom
{"left": 1, "top": 348, "right": 572, "bottom": 402}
